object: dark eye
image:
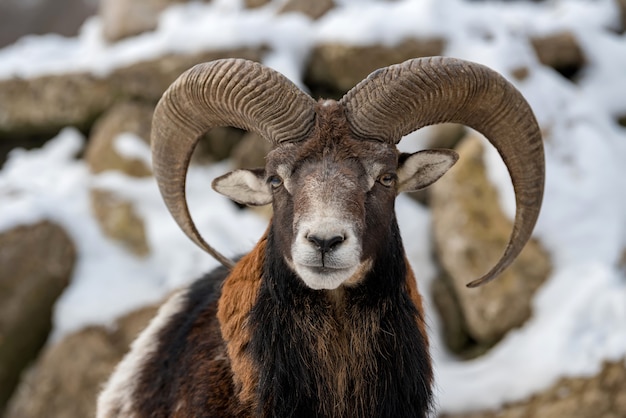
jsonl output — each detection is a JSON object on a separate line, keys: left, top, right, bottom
{"left": 267, "top": 175, "right": 283, "bottom": 189}
{"left": 377, "top": 173, "right": 396, "bottom": 187}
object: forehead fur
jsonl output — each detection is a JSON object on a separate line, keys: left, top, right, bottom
{"left": 266, "top": 100, "right": 398, "bottom": 174}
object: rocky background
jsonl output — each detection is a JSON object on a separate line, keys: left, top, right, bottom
{"left": 1, "top": 0, "right": 625, "bottom": 417}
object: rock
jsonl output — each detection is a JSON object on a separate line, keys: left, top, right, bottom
{"left": 510, "top": 66, "right": 530, "bottom": 82}
{"left": 0, "top": 47, "right": 265, "bottom": 139}
{"left": 430, "top": 276, "right": 470, "bottom": 354}
{"left": 85, "top": 102, "right": 153, "bottom": 256}
{"left": 278, "top": 0, "right": 335, "bottom": 20}
{"left": 83, "top": 99, "right": 246, "bottom": 169}
{"left": 193, "top": 127, "right": 248, "bottom": 165}
{"left": 230, "top": 131, "right": 273, "bottom": 169}
{"left": 0, "top": 0, "right": 96, "bottom": 49}
{"left": 244, "top": 0, "right": 271, "bottom": 8}
{"left": 305, "top": 38, "right": 445, "bottom": 96}
{"left": 0, "top": 134, "right": 52, "bottom": 170}
{"left": 4, "top": 305, "right": 159, "bottom": 418}
{"left": 430, "top": 133, "right": 551, "bottom": 349}
{"left": 99, "top": 0, "right": 186, "bottom": 42}
{"left": 530, "top": 31, "right": 585, "bottom": 80}
{"left": 423, "top": 123, "right": 466, "bottom": 151}
{"left": 618, "top": 0, "right": 626, "bottom": 33}
{"left": 440, "top": 358, "right": 626, "bottom": 418}
{"left": 85, "top": 101, "right": 154, "bottom": 177}
{"left": 108, "top": 47, "right": 267, "bottom": 103}
{"left": 90, "top": 188, "right": 151, "bottom": 257}
{"left": 0, "top": 221, "right": 76, "bottom": 414}
{"left": 0, "top": 73, "right": 116, "bottom": 139}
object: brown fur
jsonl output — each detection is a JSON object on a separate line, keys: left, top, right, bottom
{"left": 265, "top": 101, "right": 400, "bottom": 276}
{"left": 217, "top": 232, "right": 267, "bottom": 410}
{"left": 131, "top": 276, "right": 238, "bottom": 417}
{"left": 114, "top": 101, "right": 434, "bottom": 418}
{"left": 405, "top": 256, "right": 430, "bottom": 351}
{"left": 173, "top": 301, "right": 233, "bottom": 417}
{"left": 309, "top": 292, "right": 383, "bottom": 417}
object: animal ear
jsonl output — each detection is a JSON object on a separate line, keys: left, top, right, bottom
{"left": 397, "top": 149, "right": 459, "bottom": 193}
{"left": 212, "top": 168, "right": 272, "bottom": 206}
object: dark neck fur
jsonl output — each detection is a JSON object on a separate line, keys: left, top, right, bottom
{"left": 248, "top": 220, "right": 433, "bottom": 418}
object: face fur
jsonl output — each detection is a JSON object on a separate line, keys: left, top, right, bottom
{"left": 264, "top": 138, "right": 400, "bottom": 290}
{"left": 211, "top": 100, "right": 458, "bottom": 290}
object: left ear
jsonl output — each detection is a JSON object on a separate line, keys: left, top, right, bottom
{"left": 397, "top": 149, "right": 459, "bottom": 193}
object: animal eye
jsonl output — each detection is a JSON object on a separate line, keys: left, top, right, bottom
{"left": 267, "top": 175, "right": 283, "bottom": 189}
{"left": 377, "top": 173, "right": 396, "bottom": 187}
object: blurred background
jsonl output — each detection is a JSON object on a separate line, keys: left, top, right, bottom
{"left": 0, "top": 0, "right": 625, "bottom": 417}
{"left": 0, "top": 0, "right": 97, "bottom": 49}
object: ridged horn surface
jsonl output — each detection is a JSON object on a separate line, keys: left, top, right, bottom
{"left": 152, "top": 59, "right": 316, "bottom": 267}
{"left": 340, "top": 57, "right": 544, "bottom": 287}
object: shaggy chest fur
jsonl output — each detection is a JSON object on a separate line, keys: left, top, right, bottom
{"left": 243, "top": 230, "right": 433, "bottom": 418}
{"left": 126, "top": 231, "right": 432, "bottom": 418}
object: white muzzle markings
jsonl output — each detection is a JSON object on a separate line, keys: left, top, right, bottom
{"left": 279, "top": 155, "right": 375, "bottom": 290}
{"left": 291, "top": 203, "right": 363, "bottom": 290}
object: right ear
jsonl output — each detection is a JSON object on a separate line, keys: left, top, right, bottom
{"left": 212, "top": 168, "right": 272, "bottom": 206}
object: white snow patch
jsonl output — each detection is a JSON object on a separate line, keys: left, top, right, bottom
{"left": 112, "top": 133, "right": 152, "bottom": 167}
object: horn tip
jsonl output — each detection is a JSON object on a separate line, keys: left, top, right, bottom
{"left": 466, "top": 269, "right": 501, "bottom": 288}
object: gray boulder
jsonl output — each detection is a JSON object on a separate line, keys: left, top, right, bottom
{"left": 90, "top": 188, "right": 151, "bottom": 257}
{"left": 0, "top": 221, "right": 76, "bottom": 414}
{"left": 100, "top": 0, "right": 186, "bottom": 42}
{"left": 530, "top": 31, "right": 585, "bottom": 79}
{"left": 5, "top": 305, "right": 159, "bottom": 418}
{"left": 306, "top": 38, "right": 445, "bottom": 95}
{"left": 440, "top": 358, "right": 626, "bottom": 418}
{"left": 430, "top": 133, "right": 551, "bottom": 351}
{"left": 0, "top": 48, "right": 265, "bottom": 140}
{"left": 85, "top": 101, "right": 154, "bottom": 177}
{"left": 278, "top": 0, "right": 335, "bottom": 20}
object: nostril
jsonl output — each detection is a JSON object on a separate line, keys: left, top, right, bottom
{"left": 307, "top": 234, "right": 324, "bottom": 249}
{"left": 307, "top": 234, "right": 345, "bottom": 253}
{"left": 326, "top": 235, "right": 345, "bottom": 250}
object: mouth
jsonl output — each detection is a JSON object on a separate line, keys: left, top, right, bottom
{"left": 306, "top": 265, "right": 349, "bottom": 275}
{"left": 292, "top": 262, "right": 360, "bottom": 290}
{"left": 290, "top": 239, "right": 363, "bottom": 290}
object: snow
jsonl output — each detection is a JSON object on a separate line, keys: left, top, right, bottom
{"left": 0, "top": 1, "right": 312, "bottom": 83}
{"left": 1, "top": 0, "right": 625, "bottom": 414}
{"left": 0, "top": 130, "right": 267, "bottom": 338}
{"left": 112, "top": 133, "right": 152, "bottom": 166}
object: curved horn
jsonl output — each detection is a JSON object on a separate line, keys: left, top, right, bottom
{"left": 152, "top": 59, "right": 316, "bottom": 267}
{"left": 340, "top": 57, "right": 544, "bottom": 288}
